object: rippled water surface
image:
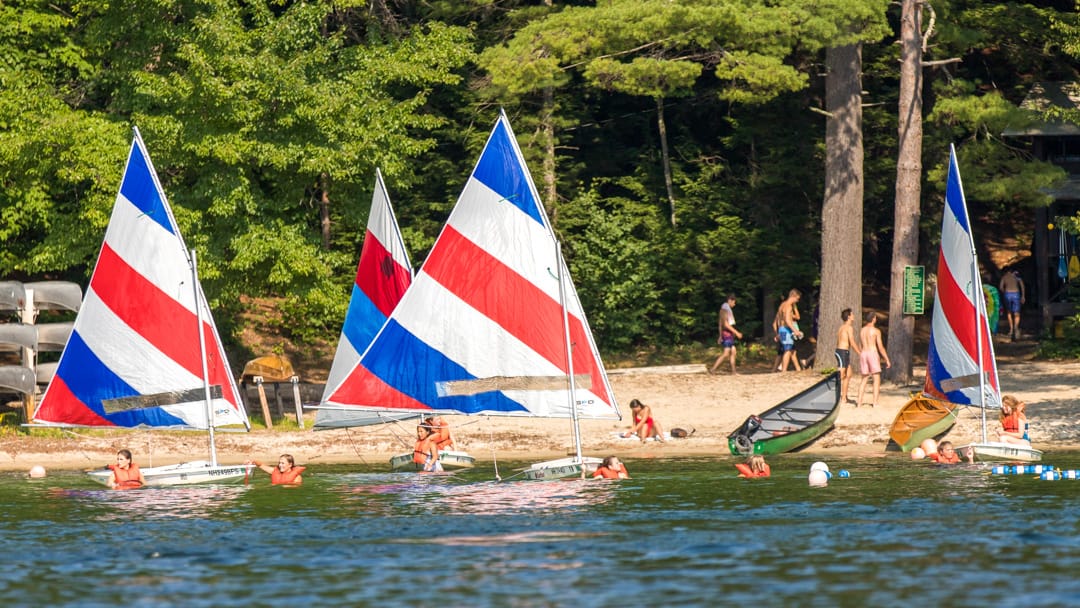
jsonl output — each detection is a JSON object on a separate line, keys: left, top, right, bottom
{"left": 6, "top": 454, "right": 1080, "bottom": 607}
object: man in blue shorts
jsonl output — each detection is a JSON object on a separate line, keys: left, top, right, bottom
{"left": 999, "top": 269, "right": 1025, "bottom": 340}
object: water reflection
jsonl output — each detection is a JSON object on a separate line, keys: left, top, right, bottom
{"left": 53, "top": 484, "right": 250, "bottom": 521}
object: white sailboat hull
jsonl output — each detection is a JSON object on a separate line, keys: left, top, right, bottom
{"left": 87, "top": 461, "right": 255, "bottom": 487}
{"left": 389, "top": 450, "right": 476, "bottom": 471}
{"left": 963, "top": 442, "right": 1043, "bottom": 462}
{"left": 522, "top": 456, "right": 602, "bottom": 481}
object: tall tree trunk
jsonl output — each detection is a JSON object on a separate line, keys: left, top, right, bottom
{"left": 656, "top": 96, "right": 677, "bottom": 226}
{"left": 542, "top": 85, "right": 557, "bottom": 220}
{"left": 816, "top": 43, "right": 864, "bottom": 370}
{"left": 887, "top": 0, "right": 923, "bottom": 384}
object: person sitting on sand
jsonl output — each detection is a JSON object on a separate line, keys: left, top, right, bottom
{"left": 735, "top": 454, "right": 771, "bottom": 478}
{"left": 593, "top": 456, "right": 631, "bottom": 479}
{"left": 248, "top": 453, "right": 305, "bottom": 485}
{"left": 928, "top": 441, "right": 974, "bottom": 464}
{"left": 107, "top": 449, "right": 146, "bottom": 490}
{"left": 624, "top": 399, "right": 665, "bottom": 443}
{"left": 999, "top": 395, "right": 1031, "bottom": 446}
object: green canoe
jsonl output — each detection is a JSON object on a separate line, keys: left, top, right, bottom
{"left": 727, "top": 372, "right": 841, "bottom": 456}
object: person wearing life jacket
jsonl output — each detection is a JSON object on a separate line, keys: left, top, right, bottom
{"left": 249, "top": 454, "right": 305, "bottom": 485}
{"left": 998, "top": 395, "right": 1031, "bottom": 446}
{"left": 413, "top": 425, "right": 443, "bottom": 473}
{"left": 592, "top": 456, "right": 631, "bottom": 479}
{"left": 734, "top": 454, "right": 771, "bottom": 478}
{"left": 928, "top": 441, "right": 973, "bottom": 465}
{"left": 107, "top": 449, "right": 146, "bottom": 490}
{"left": 425, "top": 416, "right": 455, "bottom": 451}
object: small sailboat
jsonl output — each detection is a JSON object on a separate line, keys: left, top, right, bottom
{"left": 921, "top": 146, "right": 1041, "bottom": 462}
{"left": 31, "top": 128, "right": 255, "bottom": 486}
{"left": 318, "top": 111, "right": 621, "bottom": 479}
{"left": 313, "top": 170, "right": 473, "bottom": 469}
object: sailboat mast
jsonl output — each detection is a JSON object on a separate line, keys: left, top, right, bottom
{"left": 191, "top": 249, "right": 219, "bottom": 466}
{"left": 952, "top": 145, "right": 989, "bottom": 443}
{"left": 556, "top": 242, "right": 585, "bottom": 475}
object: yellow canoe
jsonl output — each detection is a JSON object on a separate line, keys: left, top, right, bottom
{"left": 889, "top": 394, "right": 959, "bottom": 452}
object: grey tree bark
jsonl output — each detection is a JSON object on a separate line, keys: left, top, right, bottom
{"left": 886, "top": 0, "right": 924, "bottom": 385}
{"left": 816, "top": 43, "right": 865, "bottom": 371}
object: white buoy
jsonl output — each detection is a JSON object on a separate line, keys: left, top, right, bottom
{"left": 909, "top": 447, "right": 926, "bottom": 460}
{"left": 808, "top": 470, "right": 828, "bottom": 487}
{"left": 920, "top": 438, "right": 938, "bottom": 455}
{"left": 28, "top": 465, "right": 46, "bottom": 479}
{"left": 810, "top": 461, "right": 829, "bottom": 473}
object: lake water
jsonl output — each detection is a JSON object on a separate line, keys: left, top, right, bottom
{"left": 5, "top": 454, "right": 1080, "bottom": 607}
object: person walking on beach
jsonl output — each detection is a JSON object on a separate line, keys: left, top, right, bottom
{"left": 709, "top": 294, "right": 743, "bottom": 374}
{"left": 999, "top": 269, "right": 1025, "bottom": 340}
{"left": 856, "top": 311, "right": 890, "bottom": 408}
{"left": 835, "top": 308, "right": 862, "bottom": 404}
{"left": 774, "top": 289, "right": 803, "bottom": 372}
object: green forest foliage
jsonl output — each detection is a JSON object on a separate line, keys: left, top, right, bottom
{"left": 1, "top": 0, "right": 1079, "bottom": 361}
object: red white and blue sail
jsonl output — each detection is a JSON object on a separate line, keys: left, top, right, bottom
{"left": 316, "top": 170, "right": 414, "bottom": 429}
{"left": 32, "top": 129, "right": 249, "bottom": 430}
{"left": 321, "top": 112, "right": 619, "bottom": 421}
{"left": 923, "top": 146, "right": 1000, "bottom": 408}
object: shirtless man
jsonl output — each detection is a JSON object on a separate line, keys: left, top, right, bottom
{"left": 835, "top": 308, "right": 862, "bottom": 404}
{"left": 775, "top": 289, "right": 803, "bottom": 372}
{"left": 999, "top": 269, "right": 1025, "bottom": 340}
{"left": 709, "top": 294, "right": 744, "bottom": 374}
{"left": 855, "top": 311, "right": 890, "bottom": 408}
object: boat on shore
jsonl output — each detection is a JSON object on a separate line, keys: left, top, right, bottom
{"left": 727, "top": 372, "right": 840, "bottom": 456}
{"left": 889, "top": 394, "right": 959, "bottom": 453}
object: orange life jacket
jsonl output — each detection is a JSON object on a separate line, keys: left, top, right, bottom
{"left": 931, "top": 451, "right": 960, "bottom": 464}
{"left": 593, "top": 465, "right": 630, "bottom": 479}
{"left": 735, "top": 462, "right": 771, "bottom": 478}
{"left": 429, "top": 418, "right": 454, "bottom": 450}
{"left": 109, "top": 463, "right": 143, "bottom": 489}
{"left": 270, "top": 465, "right": 305, "bottom": 485}
{"left": 1001, "top": 411, "right": 1021, "bottom": 433}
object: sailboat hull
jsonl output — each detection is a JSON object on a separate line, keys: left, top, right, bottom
{"left": 389, "top": 450, "right": 476, "bottom": 471}
{"left": 87, "top": 461, "right": 255, "bottom": 487}
{"left": 962, "top": 442, "right": 1043, "bottom": 462}
{"left": 522, "top": 457, "right": 602, "bottom": 481}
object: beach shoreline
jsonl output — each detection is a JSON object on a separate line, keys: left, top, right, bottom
{"left": 3, "top": 357, "right": 1078, "bottom": 472}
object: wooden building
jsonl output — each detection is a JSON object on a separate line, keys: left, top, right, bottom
{"left": 1002, "top": 82, "right": 1080, "bottom": 332}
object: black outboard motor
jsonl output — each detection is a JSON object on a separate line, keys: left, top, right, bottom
{"left": 732, "top": 415, "right": 763, "bottom": 455}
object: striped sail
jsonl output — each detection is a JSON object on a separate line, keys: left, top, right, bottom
{"left": 315, "top": 169, "right": 415, "bottom": 429}
{"left": 321, "top": 112, "right": 619, "bottom": 421}
{"left": 32, "top": 129, "right": 249, "bottom": 430}
{"left": 923, "top": 145, "right": 1001, "bottom": 408}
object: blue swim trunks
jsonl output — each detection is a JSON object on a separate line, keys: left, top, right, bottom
{"left": 778, "top": 326, "right": 795, "bottom": 351}
{"left": 1004, "top": 291, "right": 1021, "bottom": 313}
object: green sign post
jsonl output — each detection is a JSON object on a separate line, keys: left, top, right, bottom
{"left": 903, "top": 265, "right": 925, "bottom": 315}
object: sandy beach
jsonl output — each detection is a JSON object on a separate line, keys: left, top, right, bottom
{"left": 3, "top": 348, "right": 1078, "bottom": 472}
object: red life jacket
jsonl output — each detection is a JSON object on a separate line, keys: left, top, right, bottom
{"left": 930, "top": 451, "right": 961, "bottom": 464}
{"left": 270, "top": 466, "right": 305, "bottom": 485}
{"left": 109, "top": 463, "right": 144, "bottom": 489}
{"left": 735, "top": 462, "right": 771, "bottom": 478}
{"left": 593, "top": 465, "right": 630, "bottom": 479}
{"left": 1001, "top": 411, "right": 1021, "bottom": 433}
